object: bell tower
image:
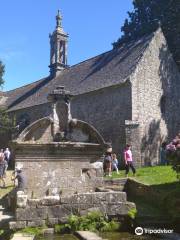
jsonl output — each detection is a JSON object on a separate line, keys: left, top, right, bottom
{"left": 49, "top": 10, "right": 68, "bottom": 77}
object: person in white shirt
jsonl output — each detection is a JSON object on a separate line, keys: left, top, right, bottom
{"left": 4, "top": 148, "right": 11, "bottom": 175}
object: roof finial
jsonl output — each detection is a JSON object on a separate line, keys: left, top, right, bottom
{"left": 56, "top": 9, "right": 62, "bottom": 28}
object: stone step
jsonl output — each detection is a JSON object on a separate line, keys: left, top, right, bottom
{"left": 0, "top": 205, "right": 5, "bottom": 210}
{"left": 96, "top": 185, "right": 124, "bottom": 192}
{"left": 104, "top": 178, "right": 127, "bottom": 186}
{"left": 75, "top": 231, "right": 104, "bottom": 240}
{"left": 11, "top": 233, "right": 35, "bottom": 240}
{"left": 0, "top": 208, "right": 14, "bottom": 229}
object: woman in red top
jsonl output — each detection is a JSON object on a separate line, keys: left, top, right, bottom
{"left": 124, "top": 144, "right": 136, "bottom": 177}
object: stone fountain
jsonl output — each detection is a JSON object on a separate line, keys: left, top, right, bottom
{"left": 9, "top": 86, "right": 135, "bottom": 229}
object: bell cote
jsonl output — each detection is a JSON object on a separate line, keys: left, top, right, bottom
{"left": 49, "top": 10, "right": 68, "bottom": 77}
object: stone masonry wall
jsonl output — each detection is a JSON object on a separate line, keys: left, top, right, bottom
{"left": 10, "top": 102, "right": 52, "bottom": 126}
{"left": 14, "top": 143, "right": 104, "bottom": 198}
{"left": 71, "top": 83, "right": 132, "bottom": 164}
{"left": 9, "top": 192, "right": 136, "bottom": 229}
{"left": 131, "top": 28, "right": 180, "bottom": 165}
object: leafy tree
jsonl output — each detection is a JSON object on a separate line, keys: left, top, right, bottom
{"left": 0, "top": 60, "right": 15, "bottom": 133}
{"left": 113, "top": 0, "right": 180, "bottom": 68}
{"left": 0, "top": 60, "right": 5, "bottom": 86}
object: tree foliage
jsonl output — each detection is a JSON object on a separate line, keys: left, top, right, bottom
{"left": 0, "top": 60, "right": 15, "bottom": 133}
{"left": 113, "top": 0, "right": 180, "bottom": 68}
{"left": 0, "top": 60, "right": 5, "bottom": 87}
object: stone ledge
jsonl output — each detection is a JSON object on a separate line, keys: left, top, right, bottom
{"left": 11, "top": 233, "right": 35, "bottom": 240}
{"left": 75, "top": 231, "right": 103, "bottom": 240}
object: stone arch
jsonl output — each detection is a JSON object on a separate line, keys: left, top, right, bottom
{"left": 17, "top": 117, "right": 53, "bottom": 142}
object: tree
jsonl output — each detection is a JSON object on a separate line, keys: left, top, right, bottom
{"left": 113, "top": 0, "right": 180, "bottom": 68}
{"left": 0, "top": 60, "right": 5, "bottom": 87}
{"left": 0, "top": 60, "right": 15, "bottom": 133}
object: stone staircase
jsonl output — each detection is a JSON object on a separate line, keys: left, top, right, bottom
{"left": 96, "top": 178, "right": 127, "bottom": 192}
{"left": 0, "top": 204, "right": 14, "bottom": 229}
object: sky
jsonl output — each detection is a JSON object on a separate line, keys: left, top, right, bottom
{"left": 0, "top": 0, "right": 133, "bottom": 91}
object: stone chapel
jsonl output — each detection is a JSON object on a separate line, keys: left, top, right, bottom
{"left": 0, "top": 11, "right": 180, "bottom": 166}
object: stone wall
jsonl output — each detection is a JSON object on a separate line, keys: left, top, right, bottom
{"left": 125, "top": 120, "right": 142, "bottom": 167}
{"left": 14, "top": 142, "right": 104, "bottom": 198}
{"left": 10, "top": 102, "right": 52, "bottom": 126}
{"left": 131, "top": 28, "right": 180, "bottom": 165}
{"left": 71, "top": 83, "right": 132, "bottom": 163}
{"left": 9, "top": 192, "right": 135, "bottom": 229}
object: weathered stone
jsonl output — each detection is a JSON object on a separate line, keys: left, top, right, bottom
{"left": 43, "top": 228, "right": 54, "bottom": 235}
{"left": 47, "top": 218, "right": 59, "bottom": 226}
{"left": 41, "top": 196, "right": 60, "bottom": 206}
{"left": 16, "top": 207, "right": 47, "bottom": 221}
{"left": 11, "top": 233, "right": 35, "bottom": 240}
{"left": 106, "top": 202, "right": 136, "bottom": 216}
{"left": 60, "top": 195, "right": 73, "bottom": 204}
{"left": 9, "top": 221, "right": 26, "bottom": 230}
{"left": 47, "top": 205, "right": 70, "bottom": 219}
{"left": 91, "top": 192, "right": 107, "bottom": 204}
{"left": 28, "top": 199, "right": 41, "bottom": 207}
{"left": 16, "top": 193, "right": 28, "bottom": 208}
{"left": 79, "top": 207, "right": 103, "bottom": 216}
{"left": 75, "top": 231, "right": 103, "bottom": 240}
{"left": 105, "top": 192, "right": 127, "bottom": 203}
{"left": 27, "top": 220, "right": 46, "bottom": 227}
{"left": 71, "top": 193, "right": 93, "bottom": 204}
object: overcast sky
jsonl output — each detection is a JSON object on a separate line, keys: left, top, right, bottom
{"left": 0, "top": 0, "right": 133, "bottom": 91}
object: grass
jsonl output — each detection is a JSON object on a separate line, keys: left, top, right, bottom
{"left": 107, "top": 165, "right": 178, "bottom": 185}
{"left": 0, "top": 170, "right": 14, "bottom": 199}
{"left": 107, "top": 166, "right": 180, "bottom": 220}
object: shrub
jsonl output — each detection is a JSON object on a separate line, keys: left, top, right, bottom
{"left": 128, "top": 208, "right": 137, "bottom": 219}
{"left": 166, "top": 134, "right": 180, "bottom": 180}
{"left": 54, "top": 211, "right": 121, "bottom": 233}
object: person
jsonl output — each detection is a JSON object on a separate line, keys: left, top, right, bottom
{"left": 4, "top": 148, "right": 11, "bottom": 167}
{"left": 0, "top": 149, "right": 5, "bottom": 187}
{"left": 124, "top": 144, "right": 136, "bottom": 177}
{"left": 3, "top": 148, "right": 11, "bottom": 176}
{"left": 112, "top": 153, "right": 119, "bottom": 174}
{"left": 103, "top": 148, "right": 112, "bottom": 176}
{"left": 12, "top": 167, "right": 27, "bottom": 191}
{"left": 7, "top": 166, "right": 27, "bottom": 211}
{"left": 160, "top": 142, "right": 168, "bottom": 165}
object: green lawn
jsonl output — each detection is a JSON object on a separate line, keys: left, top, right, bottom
{"left": 108, "top": 165, "right": 178, "bottom": 185}
{"left": 108, "top": 166, "right": 180, "bottom": 220}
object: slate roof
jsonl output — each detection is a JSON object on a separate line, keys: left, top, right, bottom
{"left": 5, "top": 32, "right": 154, "bottom": 112}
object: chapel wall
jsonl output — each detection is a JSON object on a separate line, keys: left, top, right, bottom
{"left": 131, "top": 28, "right": 180, "bottom": 165}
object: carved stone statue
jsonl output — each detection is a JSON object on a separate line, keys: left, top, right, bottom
{"left": 48, "top": 86, "right": 73, "bottom": 141}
